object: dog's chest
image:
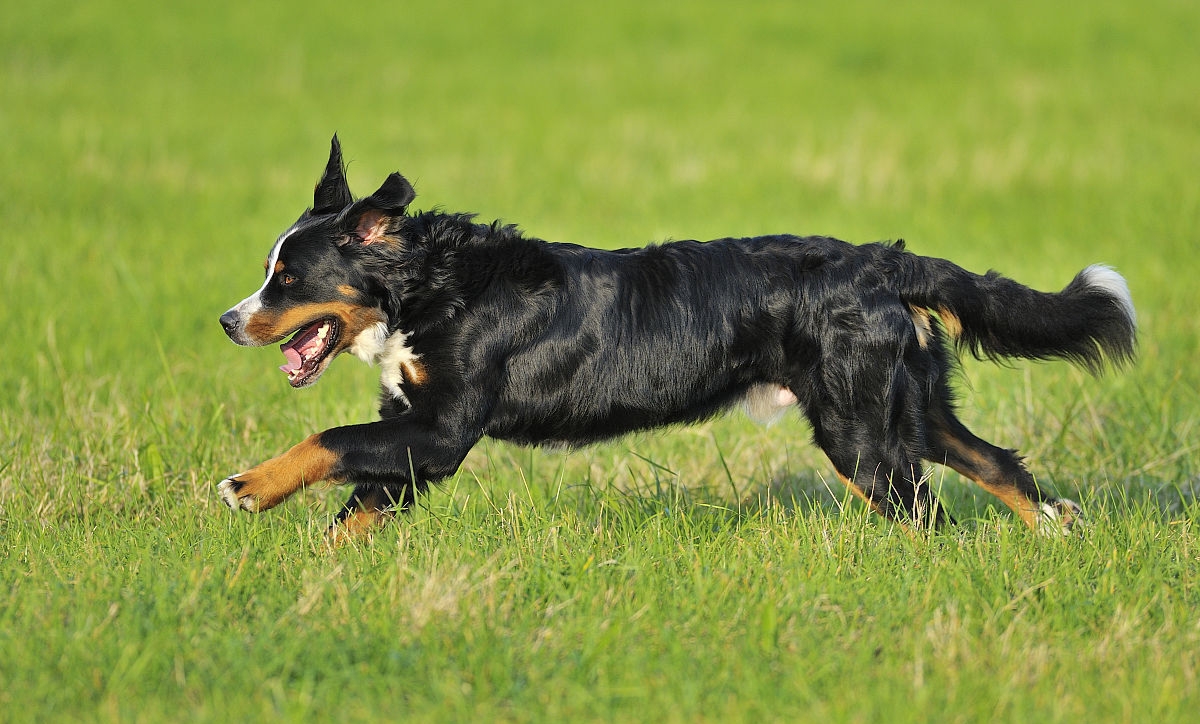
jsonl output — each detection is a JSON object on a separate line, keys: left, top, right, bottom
{"left": 349, "top": 322, "right": 421, "bottom": 403}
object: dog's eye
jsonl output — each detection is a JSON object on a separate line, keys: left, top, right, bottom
{"left": 281, "top": 274, "right": 297, "bottom": 286}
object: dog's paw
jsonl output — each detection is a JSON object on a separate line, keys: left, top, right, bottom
{"left": 217, "top": 437, "right": 338, "bottom": 516}
{"left": 217, "top": 471, "right": 289, "bottom": 513}
{"left": 1037, "top": 498, "right": 1083, "bottom": 537}
{"left": 218, "top": 475, "right": 262, "bottom": 512}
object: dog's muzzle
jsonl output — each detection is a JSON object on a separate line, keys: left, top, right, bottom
{"left": 220, "top": 309, "right": 252, "bottom": 345}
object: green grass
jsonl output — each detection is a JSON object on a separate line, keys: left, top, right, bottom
{"left": 3, "top": 0, "right": 1200, "bottom": 721}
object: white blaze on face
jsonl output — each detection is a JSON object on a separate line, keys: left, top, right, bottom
{"left": 230, "top": 224, "right": 300, "bottom": 318}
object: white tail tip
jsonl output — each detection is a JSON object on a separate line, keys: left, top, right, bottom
{"left": 1081, "top": 264, "right": 1136, "bottom": 329}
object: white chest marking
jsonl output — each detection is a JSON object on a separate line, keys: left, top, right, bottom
{"left": 348, "top": 321, "right": 390, "bottom": 363}
{"left": 348, "top": 322, "right": 421, "bottom": 402}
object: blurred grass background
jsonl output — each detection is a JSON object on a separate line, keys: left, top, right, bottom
{"left": 2, "top": 0, "right": 1199, "bottom": 721}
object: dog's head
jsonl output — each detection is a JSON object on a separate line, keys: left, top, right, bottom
{"left": 219, "top": 136, "right": 416, "bottom": 388}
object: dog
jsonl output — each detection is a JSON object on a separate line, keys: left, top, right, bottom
{"left": 218, "top": 136, "right": 1136, "bottom": 538}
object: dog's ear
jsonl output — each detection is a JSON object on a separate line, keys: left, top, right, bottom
{"left": 337, "top": 173, "right": 416, "bottom": 247}
{"left": 313, "top": 135, "right": 353, "bottom": 215}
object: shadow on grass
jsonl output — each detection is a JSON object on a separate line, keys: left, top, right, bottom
{"left": 540, "top": 464, "right": 1200, "bottom": 537}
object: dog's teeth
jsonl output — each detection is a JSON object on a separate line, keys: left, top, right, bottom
{"left": 317, "top": 323, "right": 329, "bottom": 340}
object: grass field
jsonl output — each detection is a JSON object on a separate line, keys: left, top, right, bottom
{"left": 3, "top": 0, "right": 1200, "bottom": 721}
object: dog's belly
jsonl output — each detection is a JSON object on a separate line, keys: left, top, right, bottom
{"left": 742, "top": 383, "right": 799, "bottom": 423}
{"left": 484, "top": 381, "right": 797, "bottom": 447}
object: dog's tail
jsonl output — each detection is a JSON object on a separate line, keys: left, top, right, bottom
{"left": 893, "top": 247, "right": 1137, "bottom": 374}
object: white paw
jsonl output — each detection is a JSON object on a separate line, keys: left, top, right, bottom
{"left": 217, "top": 476, "right": 259, "bottom": 512}
{"left": 1037, "top": 499, "right": 1083, "bottom": 537}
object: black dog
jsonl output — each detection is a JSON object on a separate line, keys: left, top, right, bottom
{"left": 218, "top": 137, "right": 1136, "bottom": 537}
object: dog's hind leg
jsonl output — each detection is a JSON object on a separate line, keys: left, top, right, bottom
{"left": 925, "top": 401, "right": 1080, "bottom": 534}
{"left": 794, "top": 292, "right": 964, "bottom": 528}
{"left": 805, "top": 402, "right": 953, "bottom": 530}
{"left": 821, "top": 439, "right": 952, "bottom": 530}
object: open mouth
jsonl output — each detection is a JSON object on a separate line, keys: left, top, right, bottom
{"left": 279, "top": 318, "right": 341, "bottom": 387}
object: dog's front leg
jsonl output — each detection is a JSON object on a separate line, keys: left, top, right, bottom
{"left": 316, "top": 419, "right": 478, "bottom": 538}
{"left": 219, "top": 418, "right": 480, "bottom": 532}
{"left": 218, "top": 434, "right": 341, "bottom": 513}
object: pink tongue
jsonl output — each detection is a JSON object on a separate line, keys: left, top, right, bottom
{"left": 279, "top": 347, "right": 303, "bottom": 374}
{"left": 279, "top": 323, "right": 322, "bottom": 375}
{"left": 279, "top": 322, "right": 330, "bottom": 376}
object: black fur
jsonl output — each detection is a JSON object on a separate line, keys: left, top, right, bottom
{"left": 218, "top": 137, "right": 1136, "bottom": 534}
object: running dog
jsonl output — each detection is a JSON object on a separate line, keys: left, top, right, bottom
{"left": 218, "top": 137, "right": 1136, "bottom": 537}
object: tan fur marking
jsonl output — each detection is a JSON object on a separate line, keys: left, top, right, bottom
{"left": 325, "top": 510, "right": 389, "bottom": 546}
{"left": 835, "top": 472, "right": 886, "bottom": 516}
{"left": 341, "top": 507, "right": 391, "bottom": 533}
{"left": 274, "top": 260, "right": 285, "bottom": 273}
{"left": 933, "top": 424, "right": 1041, "bottom": 529}
{"left": 937, "top": 307, "right": 963, "bottom": 339}
{"left": 231, "top": 435, "right": 340, "bottom": 511}
{"left": 325, "top": 488, "right": 397, "bottom": 545}
{"left": 401, "top": 359, "right": 428, "bottom": 386}
{"left": 243, "top": 301, "right": 386, "bottom": 348}
{"left": 836, "top": 471, "right": 924, "bottom": 539}
{"left": 909, "top": 306, "right": 932, "bottom": 349}
{"left": 972, "top": 481, "right": 1041, "bottom": 528}
{"left": 337, "top": 284, "right": 359, "bottom": 298}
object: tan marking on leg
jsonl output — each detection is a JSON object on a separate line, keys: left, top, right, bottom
{"left": 975, "top": 479, "right": 1042, "bottom": 528}
{"left": 932, "top": 424, "right": 1042, "bottom": 529}
{"left": 225, "top": 434, "right": 340, "bottom": 512}
{"left": 1037, "top": 499, "right": 1083, "bottom": 536}
{"left": 937, "top": 307, "right": 963, "bottom": 339}
{"left": 835, "top": 472, "right": 886, "bottom": 516}
{"left": 908, "top": 306, "right": 932, "bottom": 349}
{"left": 325, "top": 509, "right": 395, "bottom": 547}
{"left": 324, "top": 487, "right": 398, "bottom": 545}
{"left": 836, "top": 472, "right": 924, "bottom": 538}
{"left": 341, "top": 507, "right": 393, "bottom": 534}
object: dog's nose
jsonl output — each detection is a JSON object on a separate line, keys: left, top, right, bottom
{"left": 219, "top": 310, "right": 240, "bottom": 334}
